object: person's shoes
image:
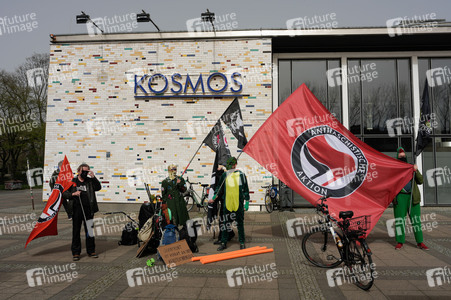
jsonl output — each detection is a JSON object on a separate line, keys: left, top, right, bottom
{"left": 213, "top": 240, "right": 222, "bottom": 245}
{"left": 217, "top": 243, "right": 227, "bottom": 251}
{"left": 227, "top": 231, "right": 235, "bottom": 241}
{"left": 240, "top": 243, "right": 246, "bottom": 249}
{"left": 395, "top": 243, "right": 403, "bottom": 250}
{"left": 88, "top": 253, "right": 99, "bottom": 258}
{"left": 73, "top": 255, "right": 80, "bottom": 261}
{"left": 417, "top": 243, "right": 430, "bottom": 250}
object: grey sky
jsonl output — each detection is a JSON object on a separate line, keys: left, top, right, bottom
{"left": 1, "top": 0, "right": 451, "bottom": 71}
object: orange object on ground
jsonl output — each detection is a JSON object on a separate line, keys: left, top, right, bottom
{"left": 191, "top": 246, "right": 265, "bottom": 262}
{"left": 200, "top": 248, "right": 274, "bottom": 264}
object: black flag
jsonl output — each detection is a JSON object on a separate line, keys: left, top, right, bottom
{"left": 221, "top": 98, "right": 248, "bottom": 149}
{"left": 415, "top": 80, "right": 432, "bottom": 157}
{"left": 202, "top": 120, "right": 230, "bottom": 165}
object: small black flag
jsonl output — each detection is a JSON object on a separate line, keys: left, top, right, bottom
{"left": 221, "top": 98, "right": 248, "bottom": 149}
{"left": 202, "top": 120, "right": 230, "bottom": 165}
{"left": 415, "top": 80, "right": 432, "bottom": 157}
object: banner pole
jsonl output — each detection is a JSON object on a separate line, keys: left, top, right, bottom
{"left": 26, "top": 159, "right": 35, "bottom": 210}
{"left": 181, "top": 143, "right": 204, "bottom": 177}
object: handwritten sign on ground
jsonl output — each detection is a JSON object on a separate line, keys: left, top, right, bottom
{"left": 157, "top": 240, "right": 193, "bottom": 266}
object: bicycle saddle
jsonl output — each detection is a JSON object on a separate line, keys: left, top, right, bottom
{"left": 200, "top": 184, "right": 209, "bottom": 187}
{"left": 339, "top": 211, "right": 354, "bottom": 220}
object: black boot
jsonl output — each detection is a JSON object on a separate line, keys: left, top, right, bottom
{"left": 217, "top": 243, "right": 227, "bottom": 251}
{"left": 227, "top": 230, "right": 235, "bottom": 241}
{"left": 213, "top": 239, "right": 222, "bottom": 245}
{"left": 240, "top": 243, "right": 246, "bottom": 250}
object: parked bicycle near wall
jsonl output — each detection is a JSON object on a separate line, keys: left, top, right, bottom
{"left": 184, "top": 177, "right": 209, "bottom": 212}
{"left": 301, "top": 195, "right": 375, "bottom": 290}
{"left": 262, "top": 184, "right": 280, "bottom": 213}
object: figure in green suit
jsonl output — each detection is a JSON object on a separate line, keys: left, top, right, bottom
{"left": 393, "top": 147, "right": 429, "bottom": 250}
{"left": 161, "top": 164, "right": 189, "bottom": 227}
{"left": 214, "top": 157, "right": 250, "bottom": 251}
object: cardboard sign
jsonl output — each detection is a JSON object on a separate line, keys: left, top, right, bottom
{"left": 157, "top": 240, "right": 193, "bottom": 266}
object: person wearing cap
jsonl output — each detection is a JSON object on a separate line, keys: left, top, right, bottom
{"left": 214, "top": 157, "right": 250, "bottom": 251}
{"left": 161, "top": 164, "right": 189, "bottom": 227}
{"left": 393, "top": 147, "right": 429, "bottom": 250}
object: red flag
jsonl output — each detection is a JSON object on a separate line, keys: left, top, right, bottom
{"left": 243, "top": 84, "right": 414, "bottom": 234}
{"left": 25, "top": 156, "right": 74, "bottom": 247}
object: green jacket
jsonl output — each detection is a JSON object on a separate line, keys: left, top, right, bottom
{"left": 396, "top": 147, "right": 423, "bottom": 205}
{"left": 215, "top": 169, "right": 250, "bottom": 209}
{"left": 161, "top": 176, "right": 189, "bottom": 226}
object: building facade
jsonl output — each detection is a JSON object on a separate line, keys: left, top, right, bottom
{"left": 45, "top": 27, "right": 451, "bottom": 207}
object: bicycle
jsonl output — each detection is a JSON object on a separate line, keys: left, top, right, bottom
{"left": 301, "top": 196, "right": 375, "bottom": 290}
{"left": 262, "top": 184, "right": 279, "bottom": 213}
{"left": 184, "top": 177, "right": 209, "bottom": 212}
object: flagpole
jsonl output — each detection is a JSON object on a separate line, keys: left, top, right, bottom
{"left": 181, "top": 143, "right": 203, "bottom": 177}
{"left": 26, "top": 159, "right": 35, "bottom": 210}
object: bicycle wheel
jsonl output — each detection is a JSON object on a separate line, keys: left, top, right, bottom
{"left": 345, "top": 239, "right": 374, "bottom": 290}
{"left": 265, "top": 194, "right": 273, "bottom": 213}
{"left": 302, "top": 227, "right": 342, "bottom": 268}
{"left": 200, "top": 197, "right": 208, "bottom": 213}
{"left": 185, "top": 194, "right": 195, "bottom": 212}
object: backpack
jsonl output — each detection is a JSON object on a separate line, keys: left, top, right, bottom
{"left": 179, "top": 226, "right": 199, "bottom": 253}
{"left": 118, "top": 222, "right": 138, "bottom": 246}
{"left": 138, "top": 217, "right": 154, "bottom": 242}
{"left": 157, "top": 224, "right": 180, "bottom": 261}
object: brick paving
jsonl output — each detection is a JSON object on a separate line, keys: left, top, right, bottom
{"left": 0, "top": 189, "right": 450, "bottom": 299}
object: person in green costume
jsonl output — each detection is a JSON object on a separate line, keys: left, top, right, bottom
{"left": 393, "top": 147, "right": 429, "bottom": 250}
{"left": 214, "top": 157, "right": 250, "bottom": 251}
{"left": 161, "top": 164, "right": 189, "bottom": 227}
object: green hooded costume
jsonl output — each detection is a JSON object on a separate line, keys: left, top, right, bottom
{"left": 161, "top": 176, "right": 189, "bottom": 227}
{"left": 393, "top": 147, "right": 424, "bottom": 244}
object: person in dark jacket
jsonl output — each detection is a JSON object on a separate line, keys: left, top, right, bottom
{"left": 161, "top": 164, "right": 189, "bottom": 227}
{"left": 63, "top": 163, "right": 101, "bottom": 261}
{"left": 393, "top": 147, "right": 429, "bottom": 250}
{"left": 49, "top": 160, "right": 72, "bottom": 219}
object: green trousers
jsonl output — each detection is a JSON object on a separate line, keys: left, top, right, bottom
{"left": 393, "top": 193, "right": 423, "bottom": 243}
{"left": 221, "top": 202, "right": 245, "bottom": 244}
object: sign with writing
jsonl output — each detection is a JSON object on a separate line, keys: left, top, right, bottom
{"left": 157, "top": 240, "right": 193, "bottom": 266}
{"left": 134, "top": 72, "right": 243, "bottom": 99}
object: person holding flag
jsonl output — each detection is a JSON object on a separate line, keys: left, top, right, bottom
{"left": 393, "top": 148, "right": 428, "bottom": 250}
{"left": 214, "top": 157, "right": 250, "bottom": 251}
{"left": 161, "top": 164, "right": 189, "bottom": 227}
{"left": 63, "top": 163, "right": 101, "bottom": 261}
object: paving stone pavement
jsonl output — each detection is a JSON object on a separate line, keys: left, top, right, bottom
{"left": 0, "top": 189, "right": 450, "bottom": 299}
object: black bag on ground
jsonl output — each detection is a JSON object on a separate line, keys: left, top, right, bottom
{"left": 139, "top": 202, "right": 155, "bottom": 229}
{"left": 179, "top": 224, "right": 199, "bottom": 253}
{"left": 118, "top": 222, "right": 138, "bottom": 246}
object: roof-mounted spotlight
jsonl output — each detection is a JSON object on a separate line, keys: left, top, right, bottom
{"left": 76, "top": 11, "right": 104, "bottom": 34}
{"left": 136, "top": 10, "right": 160, "bottom": 32}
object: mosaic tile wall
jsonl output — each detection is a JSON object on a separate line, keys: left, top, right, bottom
{"left": 44, "top": 38, "right": 273, "bottom": 209}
